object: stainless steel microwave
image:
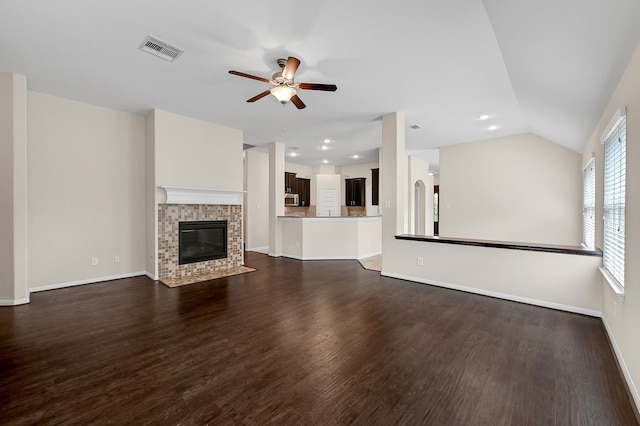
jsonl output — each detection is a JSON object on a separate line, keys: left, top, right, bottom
{"left": 284, "top": 193, "right": 299, "bottom": 206}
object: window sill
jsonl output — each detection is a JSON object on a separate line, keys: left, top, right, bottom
{"left": 599, "top": 266, "right": 625, "bottom": 302}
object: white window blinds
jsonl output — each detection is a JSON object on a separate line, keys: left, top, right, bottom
{"left": 583, "top": 159, "right": 595, "bottom": 248}
{"left": 602, "top": 109, "right": 626, "bottom": 286}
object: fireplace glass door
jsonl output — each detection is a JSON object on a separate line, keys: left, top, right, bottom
{"left": 178, "top": 220, "right": 227, "bottom": 265}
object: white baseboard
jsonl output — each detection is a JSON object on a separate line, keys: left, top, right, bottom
{"left": 381, "top": 271, "right": 602, "bottom": 318}
{"left": 602, "top": 315, "right": 640, "bottom": 414}
{"left": 145, "top": 272, "right": 159, "bottom": 281}
{"left": 276, "top": 252, "right": 381, "bottom": 261}
{"left": 246, "top": 246, "right": 269, "bottom": 254}
{"left": 30, "top": 271, "right": 147, "bottom": 293}
{"left": 0, "top": 297, "right": 30, "bottom": 306}
{"left": 280, "top": 254, "right": 365, "bottom": 261}
{"left": 357, "top": 251, "right": 382, "bottom": 260}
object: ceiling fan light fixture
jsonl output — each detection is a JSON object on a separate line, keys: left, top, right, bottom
{"left": 271, "top": 85, "right": 296, "bottom": 104}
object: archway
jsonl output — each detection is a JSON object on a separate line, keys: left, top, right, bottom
{"left": 413, "top": 180, "right": 426, "bottom": 234}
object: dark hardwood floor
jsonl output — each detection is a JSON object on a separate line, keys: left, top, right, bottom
{"left": 0, "top": 252, "right": 637, "bottom": 425}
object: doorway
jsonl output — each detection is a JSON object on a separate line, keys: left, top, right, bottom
{"left": 413, "top": 180, "right": 426, "bottom": 235}
{"left": 318, "top": 188, "right": 338, "bottom": 217}
{"left": 433, "top": 185, "right": 439, "bottom": 236}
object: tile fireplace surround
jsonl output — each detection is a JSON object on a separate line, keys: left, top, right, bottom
{"left": 157, "top": 187, "right": 244, "bottom": 285}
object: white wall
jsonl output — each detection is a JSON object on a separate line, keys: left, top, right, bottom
{"left": 408, "top": 156, "right": 434, "bottom": 234}
{"left": 0, "top": 73, "right": 28, "bottom": 304}
{"left": 439, "top": 133, "right": 582, "bottom": 245}
{"left": 268, "top": 142, "right": 285, "bottom": 256}
{"left": 380, "top": 111, "right": 602, "bottom": 316}
{"left": 146, "top": 109, "right": 243, "bottom": 276}
{"left": 245, "top": 150, "right": 269, "bottom": 251}
{"left": 145, "top": 110, "right": 156, "bottom": 276}
{"left": 383, "top": 241, "right": 602, "bottom": 315}
{"left": 341, "top": 162, "right": 380, "bottom": 216}
{"left": 285, "top": 162, "right": 312, "bottom": 178}
{"left": 153, "top": 109, "right": 243, "bottom": 193}
{"left": 583, "top": 41, "right": 640, "bottom": 411}
{"left": 27, "top": 92, "right": 146, "bottom": 289}
{"left": 380, "top": 111, "right": 408, "bottom": 274}
{"left": 313, "top": 164, "right": 339, "bottom": 174}
{"left": 279, "top": 217, "right": 381, "bottom": 259}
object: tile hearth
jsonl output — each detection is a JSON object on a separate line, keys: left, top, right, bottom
{"left": 161, "top": 265, "right": 256, "bottom": 288}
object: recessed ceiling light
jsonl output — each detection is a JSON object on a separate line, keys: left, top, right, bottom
{"left": 290, "top": 152, "right": 297, "bottom": 157}
{"left": 487, "top": 125, "right": 498, "bottom": 130}
{"left": 323, "top": 159, "right": 328, "bottom": 164}
{"left": 323, "top": 139, "right": 331, "bottom": 143}
{"left": 321, "top": 145, "right": 328, "bottom": 150}
{"left": 478, "top": 114, "right": 490, "bottom": 120}
{"left": 353, "top": 155, "right": 360, "bottom": 159}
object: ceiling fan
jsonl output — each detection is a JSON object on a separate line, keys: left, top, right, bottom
{"left": 229, "top": 56, "right": 337, "bottom": 109}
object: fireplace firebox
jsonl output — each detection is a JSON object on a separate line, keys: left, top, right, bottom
{"left": 178, "top": 220, "right": 227, "bottom": 265}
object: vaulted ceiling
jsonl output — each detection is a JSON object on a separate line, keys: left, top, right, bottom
{"left": 2, "top": 0, "right": 639, "bottom": 168}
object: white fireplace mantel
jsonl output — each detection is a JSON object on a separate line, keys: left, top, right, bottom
{"left": 160, "top": 186, "right": 245, "bottom": 205}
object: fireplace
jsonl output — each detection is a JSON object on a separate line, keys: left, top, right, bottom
{"left": 179, "top": 220, "right": 227, "bottom": 265}
{"left": 157, "top": 202, "right": 242, "bottom": 283}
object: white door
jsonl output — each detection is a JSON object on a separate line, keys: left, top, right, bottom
{"left": 318, "top": 188, "right": 338, "bottom": 216}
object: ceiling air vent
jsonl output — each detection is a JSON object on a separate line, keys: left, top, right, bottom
{"left": 139, "top": 36, "right": 183, "bottom": 62}
{"left": 409, "top": 125, "right": 421, "bottom": 130}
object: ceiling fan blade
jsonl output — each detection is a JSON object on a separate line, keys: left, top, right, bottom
{"left": 298, "top": 82, "right": 337, "bottom": 92}
{"left": 290, "top": 95, "right": 306, "bottom": 109}
{"left": 247, "top": 90, "right": 271, "bottom": 103}
{"left": 229, "top": 70, "right": 270, "bottom": 83}
{"left": 282, "top": 57, "right": 301, "bottom": 80}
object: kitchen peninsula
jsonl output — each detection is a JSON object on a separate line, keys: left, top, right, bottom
{"left": 278, "top": 215, "right": 381, "bottom": 260}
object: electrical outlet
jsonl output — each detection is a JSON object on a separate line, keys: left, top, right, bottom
{"left": 91, "top": 257, "right": 99, "bottom": 266}
{"left": 417, "top": 257, "right": 424, "bottom": 266}
{"left": 114, "top": 255, "right": 120, "bottom": 263}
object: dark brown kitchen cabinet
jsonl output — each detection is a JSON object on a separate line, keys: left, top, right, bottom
{"left": 371, "top": 168, "right": 379, "bottom": 206}
{"left": 285, "top": 172, "right": 297, "bottom": 194}
{"left": 345, "top": 177, "right": 366, "bottom": 206}
{"left": 295, "top": 178, "right": 311, "bottom": 207}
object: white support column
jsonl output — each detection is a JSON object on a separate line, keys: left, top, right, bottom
{"left": 0, "top": 73, "right": 29, "bottom": 305}
{"left": 268, "top": 142, "right": 285, "bottom": 256}
{"left": 381, "top": 112, "right": 408, "bottom": 271}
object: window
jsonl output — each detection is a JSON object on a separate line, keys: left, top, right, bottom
{"left": 582, "top": 159, "right": 595, "bottom": 248}
{"left": 602, "top": 107, "right": 626, "bottom": 287}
